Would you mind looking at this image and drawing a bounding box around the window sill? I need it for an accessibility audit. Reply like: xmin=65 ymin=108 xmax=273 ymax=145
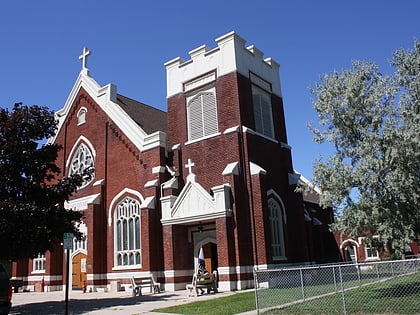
xmin=185 ymin=132 xmax=221 ymax=145
xmin=254 ymin=131 xmax=278 ymax=144
xmin=112 ymin=264 xmax=142 ymax=271
xmin=31 ymin=270 xmax=46 ymax=274
xmin=272 ymin=256 xmax=287 ymax=261
xmin=365 ymin=257 xmax=379 ymax=261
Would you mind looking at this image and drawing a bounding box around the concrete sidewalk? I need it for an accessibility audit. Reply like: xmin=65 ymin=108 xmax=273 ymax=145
xmin=10 ymin=289 xmax=246 ymax=315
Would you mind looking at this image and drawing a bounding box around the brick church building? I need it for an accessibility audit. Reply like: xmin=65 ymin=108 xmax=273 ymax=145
xmin=12 ymin=32 xmax=339 ymax=292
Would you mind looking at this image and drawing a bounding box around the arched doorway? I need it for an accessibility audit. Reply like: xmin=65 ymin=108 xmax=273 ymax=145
xmin=194 ymin=234 xmax=218 ymax=274
xmin=202 ymin=242 xmax=218 ymax=274
xmin=340 ymin=239 xmax=359 ymax=263
xmin=72 ymin=252 xmax=87 ymax=289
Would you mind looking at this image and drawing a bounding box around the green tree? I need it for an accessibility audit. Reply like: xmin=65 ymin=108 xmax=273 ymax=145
xmin=308 ymin=40 xmax=420 ymax=255
xmin=0 ymin=103 xmax=87 ymax=260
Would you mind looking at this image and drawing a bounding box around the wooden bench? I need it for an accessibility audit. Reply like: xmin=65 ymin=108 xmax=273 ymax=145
xmin=131 ymin=275 xmax=160 ymax=297
xmin=186 ymin=270 xmax=218 ymax=297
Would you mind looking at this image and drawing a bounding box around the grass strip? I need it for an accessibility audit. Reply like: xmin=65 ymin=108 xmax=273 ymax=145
xmin=152 ymin=291 xmax=256 ymax=315
xmin=263 ymin=272 xmax=420 ymax=314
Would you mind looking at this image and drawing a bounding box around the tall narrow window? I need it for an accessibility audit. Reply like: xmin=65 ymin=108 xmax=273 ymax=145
xmin=252 ymin=86 xmax=274 ymax=138
xmin=114 ymin=197 xmax=141 ymax=267
xmin=363 ymin=236 xmax=379 ymax=260
xmin=365 ymin=245 xmax=379 ymax=259
xmin=74 ymin=236 xmax=87 ymax=252
xmin=69 ymin=143 xmax=95 ymax=187
xmin=187 ymin=88 xmax=218 ymax=141
xmin=268 ymin=198 xmax=286 ymax=260
xmin=73 ymin=222 xmax=87 ymax=252
xmin=32 ymin=253 xmax=46 ymax=272
xmin=77 ymin=107 xmax=87 ymax=125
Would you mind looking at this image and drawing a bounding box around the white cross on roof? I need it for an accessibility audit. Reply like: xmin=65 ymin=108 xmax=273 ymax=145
xmin=185 ymin=158 xmax=196 ymax=182
xmin=185 ymin=158 xmax=195 ymax=175
xmin=79 ymin=47 xmax=91 ymax=70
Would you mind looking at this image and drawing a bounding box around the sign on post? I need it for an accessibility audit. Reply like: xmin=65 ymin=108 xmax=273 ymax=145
xmin=63 ymin=233 xmax=73 ymax=250
xmin=63 ymin=233 xmax=73 ymax=315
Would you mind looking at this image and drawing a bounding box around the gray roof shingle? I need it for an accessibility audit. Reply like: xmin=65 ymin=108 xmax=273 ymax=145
xmin=116 ymin=94 xmax=167 ymax=134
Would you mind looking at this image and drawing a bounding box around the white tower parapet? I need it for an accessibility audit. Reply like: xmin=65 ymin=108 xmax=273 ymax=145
xmin=164 ymin=31 xmax=282 ymax=99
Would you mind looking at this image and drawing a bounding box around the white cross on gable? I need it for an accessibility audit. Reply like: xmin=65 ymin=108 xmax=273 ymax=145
xmin=185 ymin=158 xmax=195 ymax=175
xmin=79 ymin=47 xmax=91 ymax=70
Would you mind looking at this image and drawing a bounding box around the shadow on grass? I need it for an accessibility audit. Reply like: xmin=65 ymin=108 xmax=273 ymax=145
xmin=371 ymin=281 xmax=420 ymax=298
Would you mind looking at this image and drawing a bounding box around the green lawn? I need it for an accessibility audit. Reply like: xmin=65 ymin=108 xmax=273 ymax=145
xmin=264 ymin=272 xmax=420 ymax=314
xmin=152 ymin=291 xmax=256 ymax=315
xmin=153 ymin=272 xmax=420 ymax=315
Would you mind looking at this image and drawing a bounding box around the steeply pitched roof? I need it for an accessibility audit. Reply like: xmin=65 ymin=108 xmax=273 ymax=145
xmin=116 ymin=94 xmax=167 ymax=134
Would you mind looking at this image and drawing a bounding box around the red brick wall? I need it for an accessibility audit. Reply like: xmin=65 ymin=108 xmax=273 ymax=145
xmin=53 ymin=88 xmax=166 ymax=277
xmin=166 ymin=69 xmax=310 ymax=269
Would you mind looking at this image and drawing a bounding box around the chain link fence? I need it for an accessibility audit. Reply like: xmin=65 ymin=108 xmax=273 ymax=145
xmin=254 ymin=258 xmax=420 ymax=314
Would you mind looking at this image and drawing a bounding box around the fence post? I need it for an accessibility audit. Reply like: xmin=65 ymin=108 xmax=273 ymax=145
xmin=300 ymin=269 xmax=305 ymax=301
xmin=339 ymin=265 xmax=347 ymax=315
xmin=332 ymin=266 xmax=337 ymax=292
xmin=253 ymin=268 xmax=260 ymax=315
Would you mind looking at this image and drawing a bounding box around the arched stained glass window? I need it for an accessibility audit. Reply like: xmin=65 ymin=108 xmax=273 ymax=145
xmin=114 ymin=197 xmax=141 ymax=267
xmin=268 ymin=197 xmax=286 ymax=260
xmin=69 ymin=143 xmax=95 ymax=187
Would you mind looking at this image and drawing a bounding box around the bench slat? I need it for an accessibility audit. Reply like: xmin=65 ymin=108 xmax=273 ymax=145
xmin=131 ymin=276 xmax=160 ymax=296
xmin=186 ymin=271 xmax=218 ymax=297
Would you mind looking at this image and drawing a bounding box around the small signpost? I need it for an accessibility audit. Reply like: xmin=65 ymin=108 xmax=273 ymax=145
xmin=63 ymin=233 xmax=73 ymax=250
xmin=63 ymin=233 xmax=73 ymax=315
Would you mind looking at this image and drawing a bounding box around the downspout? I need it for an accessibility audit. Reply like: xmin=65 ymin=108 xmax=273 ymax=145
xmin=239 ymin=126 xmax=259 ymax=269
xmin=103 ymin=121 xmax=109 ymax=273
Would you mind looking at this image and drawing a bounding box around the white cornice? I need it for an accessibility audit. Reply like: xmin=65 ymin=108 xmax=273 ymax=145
xmin=64 ymin=193 xmax=101 ymax=211
xmin=165 ymin=31 xmax=282 ymax=98
xmin=250 ymin=161 xmax=267 ymax=175
xmin=160 ymin=180 xmax=232 ymax=225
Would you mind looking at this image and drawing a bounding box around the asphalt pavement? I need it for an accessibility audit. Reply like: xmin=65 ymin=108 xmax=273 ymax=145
xmin=10 ymin=288 xmax=241 ymax=315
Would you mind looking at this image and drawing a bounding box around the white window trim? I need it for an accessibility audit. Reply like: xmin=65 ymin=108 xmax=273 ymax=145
xmin=113 ymin=197 xmax=142 ymax=269
xmin=68 ymin=142 xmax=95 ymax=188
xmin=252 ymin=85 xmax=275 ymax=139
xmin=32 ymin=253 xmax=46 ymax=274
xmin=66 ymin=136 xmax=97 ymax=168
xmin=77 ymin=107 xmax=87 ymax=126
xmin=184 ymin=72 xmax=216 ymax=92
xmin=365 ymin=246 xmax=379 ymax=260
xmin=339 ymin=239 xmax=360 ymax=262
xmin=186 ymin=87 xmax=219 ymax=142
xmin=108 ymin=188 xmax=144 ymax=227
xmin=185 ymin=132 xmax=221 ymax=145
xmin=360 ymin=236 xmax=380 ymax=260
xmin=268 ymin=197 xmax=287 ymax=261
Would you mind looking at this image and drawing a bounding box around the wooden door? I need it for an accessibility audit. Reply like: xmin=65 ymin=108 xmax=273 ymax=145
xmin=72 ymin=253 xmax=87 ymax=289
xmin=202 ymin=243 xmax=218 ymax=274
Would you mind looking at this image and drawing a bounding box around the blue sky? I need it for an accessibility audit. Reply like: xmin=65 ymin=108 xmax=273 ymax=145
xmin=1 ymin=1 xmax=419 ymax=179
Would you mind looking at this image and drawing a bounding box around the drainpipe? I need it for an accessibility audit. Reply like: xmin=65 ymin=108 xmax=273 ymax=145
xmin=239 ymin=126 xmax=259 ymax=269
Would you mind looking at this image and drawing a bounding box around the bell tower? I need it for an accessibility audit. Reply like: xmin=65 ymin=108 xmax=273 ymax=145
xmin=162 ymin=32 xmax=308 ymax=291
